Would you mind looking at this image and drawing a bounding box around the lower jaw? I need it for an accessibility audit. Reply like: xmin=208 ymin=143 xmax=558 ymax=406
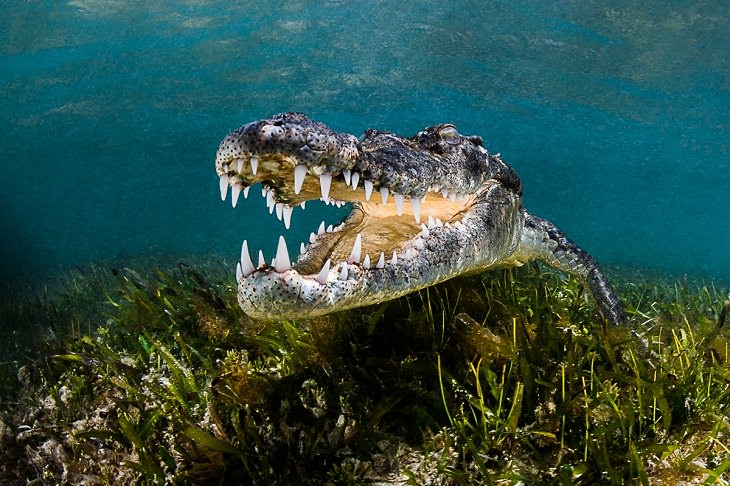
xmin=237 ymin=215 xmax=478 ymax=321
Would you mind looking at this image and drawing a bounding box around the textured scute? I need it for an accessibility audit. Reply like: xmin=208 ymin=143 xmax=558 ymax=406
xmin=358 ymin=127 xmax=520 ymax=199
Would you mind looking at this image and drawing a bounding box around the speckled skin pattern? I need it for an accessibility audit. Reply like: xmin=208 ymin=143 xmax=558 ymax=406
xmin=216 ymin=112 xmax=625 ymax=326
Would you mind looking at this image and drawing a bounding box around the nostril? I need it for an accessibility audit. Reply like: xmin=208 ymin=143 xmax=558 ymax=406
xmin=439 ymin=126 xmax=460 ymax=144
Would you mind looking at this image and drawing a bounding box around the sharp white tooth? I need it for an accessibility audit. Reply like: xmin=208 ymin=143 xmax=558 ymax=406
xmin=236 ymin=262 xmax=242 ymax=282
xmin=309 ymin=232 xmax=317 ymax=243
xmin=363 ymin=254 xmax=371 ymax=269
xmin=258 ymin=250 xmax=265 ymax=268
xmin=326 ymin=224 xmax=333 ymax=232
xmin=421 ymin=224 xmax=430 ymax=238
xmin=449 ymin=191 xmax=457 ymax=202
xmin=394 ymin=194 xmax=405 ymax=216
xmin=250 ymin=156 xmax=259 ymax=175
xmin=315 ymin=259 xmax=331 ymax=285
xmin=351 ymin=171 xmax=360 ymax=190
xmin=266 ymin=190 xmax=275 ymax=213
xmin=300 ymin=201 xmax=306 ymax=210
xmin=283 ymin=205 xmax=293 ymax=229
xmin=348 ymin=233 xmax=362 ymax=263
xmin=338 ymin=263 xmax=348 ymax=280
xmin=232 ymin=183 xmax=242 ymax=208
xmin=319 ymin=173 xmax=332 ymax=200
xmin=237 ymin=158 xmax=244 ymax=173
xmin=262 ymin=187 xmax=267 ymax=198
xmin=410 ymin=197 xmax=421 ymax=223
xmin=431 ymin=184 xmax=441 ymax=193
xmin=243 ymin=186 xmax=250 ymax=199
xmin=318 ymin=221 xmax=326 ymax=235
xmin=364 ymin=180 xmax=374 ymax=201
xmin=240 ymin=240 xmax=255 ymax=275
xmin=342 ymin=169 xmax=351 ymax=185
xmin=427 ymin=215 xmax=435 ymax=229
xmin=275 ymin=203 xmax=284 ymax=220
xmin=390 ymin=251 xmax=398 ymax=266
xmin=376 ymin=252 xmax=385 ymax=269
xmin=294 ymin=164 xmax=307 ymax=194
xmin=274 ymin=236 xmax=291 ymax=272
xmin=435 ymin=218 xmax=443 ymax=227
xmin=415 ymin=239 xmax=425 ymax=250
xmin=380 ymin=186 xmax=389 ymax=204
xmin=441 ymin=187 xmax=449 ymax=199
xmin=300 ymin=242 xmax=305 ymax=254
xmin=219 ymin=174 xmax=229 ymax=201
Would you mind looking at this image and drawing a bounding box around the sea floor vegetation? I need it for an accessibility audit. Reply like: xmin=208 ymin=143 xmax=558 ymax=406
xmin=0 ymin=259 xmax=728 ymax=485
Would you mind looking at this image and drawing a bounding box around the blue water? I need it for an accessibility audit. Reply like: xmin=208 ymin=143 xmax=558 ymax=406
xmin=1 ymin=1 xmax=729 ymax=289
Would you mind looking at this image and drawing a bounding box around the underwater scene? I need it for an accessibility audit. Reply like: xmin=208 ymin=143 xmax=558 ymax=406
xmin=1 ymin=1 xmax=729 ymax=484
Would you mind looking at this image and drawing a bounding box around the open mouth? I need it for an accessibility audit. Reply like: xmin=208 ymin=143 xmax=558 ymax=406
xmin=215 ymin=112 xmax=520 ymax=319
xmin=219 ymin=155 xmax=476 ymax=279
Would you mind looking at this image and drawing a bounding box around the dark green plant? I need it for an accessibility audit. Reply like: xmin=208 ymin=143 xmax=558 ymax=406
xmin=0 ymin=261 xmax=728 ymax=484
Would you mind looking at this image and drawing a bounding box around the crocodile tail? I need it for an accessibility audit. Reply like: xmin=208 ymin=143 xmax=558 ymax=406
xmin=517 ymin=213 xmax=627 ymax=327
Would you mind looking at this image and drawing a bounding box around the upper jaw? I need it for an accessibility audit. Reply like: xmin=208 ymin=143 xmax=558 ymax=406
xmin=215 ymin=112 xmax=513 ymax=210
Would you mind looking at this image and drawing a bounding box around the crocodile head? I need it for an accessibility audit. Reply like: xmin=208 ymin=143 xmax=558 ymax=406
xmin=216 ymin=112 xmax=527 ymax=320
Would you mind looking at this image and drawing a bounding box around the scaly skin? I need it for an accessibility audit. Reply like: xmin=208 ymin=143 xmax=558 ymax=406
xmin=216 ymin=112 xmax=625 ymax=325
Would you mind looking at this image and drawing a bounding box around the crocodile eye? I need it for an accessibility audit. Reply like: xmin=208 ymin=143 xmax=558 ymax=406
xmin=439 ymin=126 xmax=460 ymax=144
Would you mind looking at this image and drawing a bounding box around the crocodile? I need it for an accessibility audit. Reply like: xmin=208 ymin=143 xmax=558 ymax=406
xmin=216 ymin=112 xmax=625 ymax=326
